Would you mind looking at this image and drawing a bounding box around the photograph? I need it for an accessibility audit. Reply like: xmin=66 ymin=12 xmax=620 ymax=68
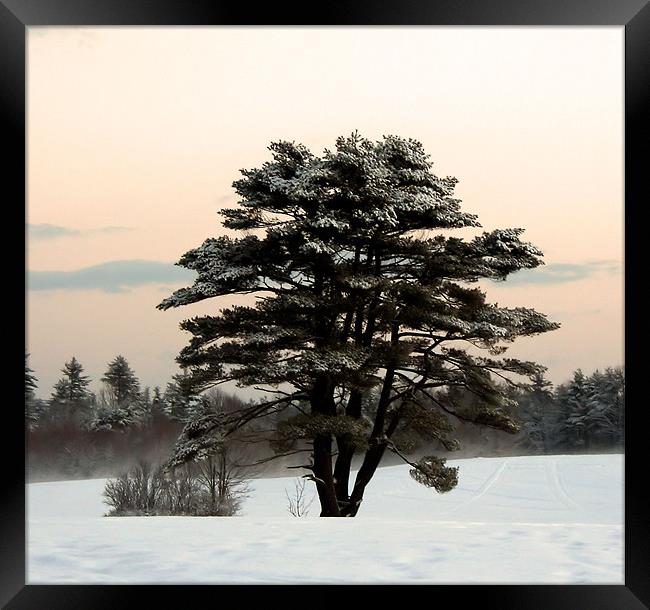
xmin=22 ymin=23 xmax=626 ymax=589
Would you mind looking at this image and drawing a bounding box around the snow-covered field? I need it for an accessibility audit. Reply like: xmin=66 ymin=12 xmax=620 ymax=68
xmin=27 ymin=454 xmax=623 ymax=584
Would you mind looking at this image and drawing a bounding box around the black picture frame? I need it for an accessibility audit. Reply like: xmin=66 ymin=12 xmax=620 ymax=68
xmin=3 ymin=1 xmax=647 ymax=607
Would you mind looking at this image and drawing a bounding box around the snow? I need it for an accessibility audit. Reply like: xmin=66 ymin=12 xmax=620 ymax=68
xmin=27 ymin=453 xmax=623 ymax=584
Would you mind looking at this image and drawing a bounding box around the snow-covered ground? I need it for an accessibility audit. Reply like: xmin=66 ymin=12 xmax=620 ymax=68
xmin=27 ymin=454 xmax=623 ymax=584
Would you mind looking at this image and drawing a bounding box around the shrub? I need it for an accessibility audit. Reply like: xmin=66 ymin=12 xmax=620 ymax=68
xmin=103 ymin=458 xmax=249 ymax=517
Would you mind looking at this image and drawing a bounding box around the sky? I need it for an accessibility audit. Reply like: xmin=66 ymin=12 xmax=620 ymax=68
xmin=26 ymin=27 xmax=624 ymax=398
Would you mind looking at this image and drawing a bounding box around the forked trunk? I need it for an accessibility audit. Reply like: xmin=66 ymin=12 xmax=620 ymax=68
xmin=310 ymin=374 xmax=341 ymax=517
xmin=341 ymin=442 xmax=388 ymax=516
xmin=333 ymin=436 xmax=354 ymax=506
xmin=332 ymin=390 xmax=363 ymax=510
xmin=312 ymin=435 xmax=340 ymax=516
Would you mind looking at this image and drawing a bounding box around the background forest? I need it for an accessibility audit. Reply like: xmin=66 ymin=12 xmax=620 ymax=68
xmin=25 ymin=353 xmax=624 ymax=483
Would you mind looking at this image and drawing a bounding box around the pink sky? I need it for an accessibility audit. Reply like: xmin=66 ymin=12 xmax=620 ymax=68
xmin=27 ymin=27 xmax=623 ymax=397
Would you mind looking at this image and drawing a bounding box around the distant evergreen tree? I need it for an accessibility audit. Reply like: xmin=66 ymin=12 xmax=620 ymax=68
xmin=135 ymin=386 xmax=151 ymax=422
xmin=25 ymin=353 xmax=37 ymax=402
xmin=152 ymin=386 xmax=163 ymax=404
xmin=101 ymin=355 xmax=141 ymax=406
xmin=50 ymin=379 xmax=70 ymax=404
xmin=516 ymin=371 xmax=555 ymax=453
xmin=562 ymin=370 xmax=591 ymax=449
xmin=163 ymin=371 xmax=200 ymax=422
xmin=600 ymin=366 xmax=624 ymax=446
xmin=25 ymin=354 xmax=44 ymax=429
xmin=149 ymin=386 xmax=169 ymax=422
xmin=50 ymin=357 xmax=91 ymax=403
xmin=48 ymin=356 xmax=93 ymax=425
xmin=91 ymin=356 xmax=142 ymax=430
xmin=584 ymin=367 xmax=624 ymax=448
xmin=552 ymin=382 xmax=571 ymax=450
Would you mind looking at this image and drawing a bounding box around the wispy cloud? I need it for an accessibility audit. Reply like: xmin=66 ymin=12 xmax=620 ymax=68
xmin=496 ymin=260 xmax=622 ymax=287
xmin=27 ymin=257 xmax=623 ymax=294
xmin=28 ymin=223 xmax=133 ymax=240
xmin=91 ymin=226 xmax=134 ymax=236
xmin=28 ymin=260 xmax=195 ymax=293
xmin=29 ymin=224 xmax=80 ymax=240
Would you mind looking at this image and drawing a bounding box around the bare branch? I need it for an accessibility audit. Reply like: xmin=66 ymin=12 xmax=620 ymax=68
xmin=232 ymin=449 xmax=312 ymax=468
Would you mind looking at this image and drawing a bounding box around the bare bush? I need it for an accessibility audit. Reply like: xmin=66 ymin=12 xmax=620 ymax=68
xmin=103 ymin=456 xmax=250 ymax=517
xmin=195 ymin=445 xmax=252 ymax=516
xmin=103 ymin=473 xmax=133 ymax=514
xmin=285 ymin=477 xmax=315 ymax=517
xmin=161 ymin=464 xmax=202 ymax=515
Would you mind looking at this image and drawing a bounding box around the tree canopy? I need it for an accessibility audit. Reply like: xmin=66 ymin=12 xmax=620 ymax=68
xmin=159 ymin=133 xmax=560 ymax=516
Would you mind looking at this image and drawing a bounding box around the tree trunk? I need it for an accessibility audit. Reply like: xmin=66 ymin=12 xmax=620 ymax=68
xmin=342 ymin=441 xmax=388 ymax=516
xmin=342 ymin=408 xmax=402 ymax=517
xmin=337 ymin=321 xmax=400 ymax=516
xmin=312 ymin=434 xmax=340 ymax=516
xmin=333 ymin=390 xmax=363 ymax=508
xmin=333 ymin=437 xmax=353 ymax=504
xmin=310 ymin=375 xmax=340 ymax=516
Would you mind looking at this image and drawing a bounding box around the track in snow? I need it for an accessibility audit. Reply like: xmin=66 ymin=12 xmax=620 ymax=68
xmin=546 ymin=458 xmax=582 ymax=510
xmin=452 ymin=458 xmax=509 ymax=509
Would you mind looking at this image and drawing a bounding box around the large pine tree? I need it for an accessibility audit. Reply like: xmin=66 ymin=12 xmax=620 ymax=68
xmin=159 ymin=133 xmax=560 ymax=517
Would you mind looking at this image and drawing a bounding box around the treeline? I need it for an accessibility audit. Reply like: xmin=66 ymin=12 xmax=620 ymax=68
xmin=384 ymin=366 xmax=624 ymax=460
xmin=24 ymin=353 xmax=256 ymax=481
xmin=25 ymin=354 xmax=624 ymax=481
xmin=514 ymin=368 xmax=624 ymax=453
